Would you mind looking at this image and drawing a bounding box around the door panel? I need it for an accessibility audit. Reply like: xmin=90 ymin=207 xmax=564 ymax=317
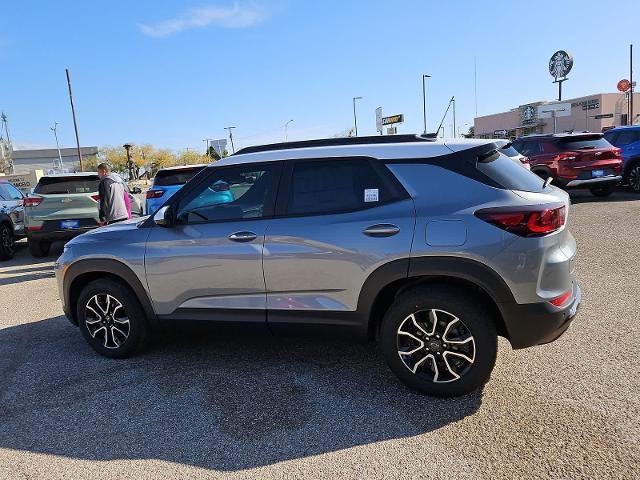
xmin=263 ymin=199 xmax=414 ymax=316
xmin=145 ymin=220 xmax=268 ymax=316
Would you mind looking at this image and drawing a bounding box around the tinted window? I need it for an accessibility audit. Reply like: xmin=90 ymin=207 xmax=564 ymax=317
xmin=177 ymin=164 xmax=276 ymax=224
xmin=287 ymin=158 xmax=395 ymax=215
xmin=34 ymin=176 xmax=100 ymax=194
xmin=154 ymin=166 xmax=205 ymax=186
xmin=515 ymin=140 xmax=541 ymax=156
xmin=606 ymin=130 xmax=640 ymax=147
xmin=0 ymin=183 xmax=23 ymax=200
xmin=477 ymin=153 xmax=545 ymax=193
xmin=557 ymin=135 xmax=612 ymax=150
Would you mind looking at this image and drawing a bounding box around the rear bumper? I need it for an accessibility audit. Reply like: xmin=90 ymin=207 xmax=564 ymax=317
xmin=27 ymin=226 xmax=97 ymax=242
xmin=564 ymin=175 xmax=622 ymax=188
xmin=500 ymin=281 xmax=582 ymax=349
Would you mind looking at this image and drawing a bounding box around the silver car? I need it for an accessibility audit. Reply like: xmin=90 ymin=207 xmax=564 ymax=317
xmin=55 ymin=135 xmax=581 ymax=397
xmin=0 ymin=180 xmax=25 ymax=259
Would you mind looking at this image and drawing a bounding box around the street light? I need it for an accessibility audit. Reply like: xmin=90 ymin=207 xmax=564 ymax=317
xmin=50 ymin=122 xmax=64 ymax=170
xmin=422 ymin=74 xmax=431 ymax=135
xmin=284 ymin=119 xmax=294 ymax=142
xmin=352 ymin=96 xmax=363 ymax=136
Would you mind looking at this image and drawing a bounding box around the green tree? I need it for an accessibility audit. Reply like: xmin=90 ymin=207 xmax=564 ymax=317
xmin=177 ymin=150 xmax=207 ymax=166
xmin=97 ymin=146 xmax=128 ymax=172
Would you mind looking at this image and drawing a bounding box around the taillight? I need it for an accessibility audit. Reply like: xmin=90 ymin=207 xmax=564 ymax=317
xmin=549 ymin=289 xmax=571 ymax=307
xmin=91 ymin=195 xmax=100 ymax=202
xmin=554 ymin=152 xmax=577 ymax=161
xmin=613 ymin=148 xmax=622 ymax=159
xmin=23 ymin=197 xmax=44 ymax=207
xmin=146 ymin=189 xmax=165 ymax=199
xmin=475 ymin=204 xmax=566 ymax=237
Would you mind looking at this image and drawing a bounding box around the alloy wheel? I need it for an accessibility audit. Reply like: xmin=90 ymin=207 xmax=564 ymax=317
xmin=84 ymin=294 xmax=130 ymax=349
xmin=397 ymin=309 xmax=475 ymax=383
xmin=630 ymin=165 xmax=640 ymax=193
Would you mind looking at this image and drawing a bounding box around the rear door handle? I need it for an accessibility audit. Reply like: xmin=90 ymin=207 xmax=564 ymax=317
xmin=228 ymin=231 xmax=257 ymax=242
xmin=363 ymin=224 xmax=400 ymax=237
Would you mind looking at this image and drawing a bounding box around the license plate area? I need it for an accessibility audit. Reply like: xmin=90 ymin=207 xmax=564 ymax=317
xmin=60 ymin=220 xmax=80 ymax=229
xmin=591 ymin=169 xmax=605 ymax=178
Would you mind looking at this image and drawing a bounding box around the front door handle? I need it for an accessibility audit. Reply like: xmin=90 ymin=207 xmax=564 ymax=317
xmin=363 ymin=224 xmax=400 ymax=237
xmin=228 ymin=231 xmax=257 ymax=242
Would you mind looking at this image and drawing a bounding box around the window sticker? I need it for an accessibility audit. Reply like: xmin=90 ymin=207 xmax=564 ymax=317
xmin=364 ymin=188 xmax=379 ymax=202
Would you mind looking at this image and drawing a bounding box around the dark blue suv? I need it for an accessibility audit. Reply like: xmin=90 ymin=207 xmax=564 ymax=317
xmin=604 ymin=126 xmax=640 ymax=192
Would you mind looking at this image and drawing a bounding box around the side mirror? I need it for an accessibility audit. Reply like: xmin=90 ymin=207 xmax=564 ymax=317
xmin=153 ymin=205 xmax=174 ymax=227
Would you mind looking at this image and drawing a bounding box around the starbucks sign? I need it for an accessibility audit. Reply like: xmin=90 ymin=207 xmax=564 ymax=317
xmin=549 ymin=50 xmax=573 ymax=80
xmin=521 ymin=105 xmax=537 ymax=125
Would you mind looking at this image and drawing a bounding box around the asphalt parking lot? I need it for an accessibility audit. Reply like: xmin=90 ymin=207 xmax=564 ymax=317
xmin=0 ymin=190 xmax=638 ymax=480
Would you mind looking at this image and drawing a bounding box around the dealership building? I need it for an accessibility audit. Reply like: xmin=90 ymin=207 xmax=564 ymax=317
xmin=474 ymin=92 xmax=640 ymax=139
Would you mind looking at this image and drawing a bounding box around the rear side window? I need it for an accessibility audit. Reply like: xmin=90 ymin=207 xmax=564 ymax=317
xmin=558 ymin=136 xmax=611 ymax=150
xmin=154 ymin=167 xmax=204 ymax=186
xmin=477 ymin=153 xmax=545 ymax=193
xmin=34 ymin=176 xmax=100 ymax=194
xmin=606 ymin=130 xmax=640 ymax=147
xmin=515 ymin=140 xmax=541 ymax=156
xmin=499 ymin=144 xmax=521 ymax=157
xmin=287 ymin=158 xmax=397 ymax=215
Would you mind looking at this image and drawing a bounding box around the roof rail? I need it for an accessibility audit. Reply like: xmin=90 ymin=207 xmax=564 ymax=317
xmin=234 ymin=133 xmax=437 ymax=155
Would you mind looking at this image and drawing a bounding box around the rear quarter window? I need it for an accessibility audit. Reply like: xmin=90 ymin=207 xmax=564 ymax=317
xmin=34 ymin=176 xmax=100 ymax=194
xmin=477 ymin=153 xmax=545 ymax=193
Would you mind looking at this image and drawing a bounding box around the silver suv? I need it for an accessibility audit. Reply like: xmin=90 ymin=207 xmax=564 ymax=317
xmin=55 ymin=135 xmax=581 ymax=397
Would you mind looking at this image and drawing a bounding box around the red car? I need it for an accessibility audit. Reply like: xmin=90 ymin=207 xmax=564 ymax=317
xmin=512 ymin=133 xmax=623 ymax=197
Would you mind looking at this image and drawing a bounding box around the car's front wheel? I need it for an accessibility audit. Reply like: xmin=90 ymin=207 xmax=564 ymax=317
xmin=628 ymin=163 xmax=640 ymax=193
xmin=0 ymin=224 xmax=15 ymax=260
xmin=76 ymin=278 xmax=149 ymax=358
xmin=380 ymin=286 xmax=497 ymax=397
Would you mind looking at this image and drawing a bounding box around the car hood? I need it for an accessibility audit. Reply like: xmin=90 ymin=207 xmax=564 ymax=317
xmin=66 ymin=216 xmax=150 ymax=245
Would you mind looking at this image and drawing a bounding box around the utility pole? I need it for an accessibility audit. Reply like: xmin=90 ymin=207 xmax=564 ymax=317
xmin=224 ymin=126 xmax=236 ymax=153
xmin=631 ymin=44 xmax=634 ymax=125
xmin=66 ymin=68 xmax=83 ymax=172
xmin=452 ymin=96 xmax=456 ymax=138
xmin=422 ymin=74 xmax=430 ymax=135
xmin=202 ymin=138 xmax=213 ymax=158
xmin=50 ymin=122 xmax=64 ymax=170
xmin=352 ymin=97 xmax=363 ymax=136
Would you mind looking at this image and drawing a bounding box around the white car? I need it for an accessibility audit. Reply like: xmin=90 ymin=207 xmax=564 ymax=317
xmin=494 ymin=139 xmax=530 ymax=170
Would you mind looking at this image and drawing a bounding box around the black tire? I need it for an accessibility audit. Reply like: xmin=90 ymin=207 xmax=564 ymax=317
xmin=627 ymin=163 xmax=640 ymax=193
xmin=589 ymin=184 xmax=615 ymax=197
xmin=28 ymin=239 xmax=50 ymax=257
xmin=0 ymin=223 xmax=15 ymax=260
xmin=76 ymin=278 xmax=149 ymax=358
xmin=380 ymin=285 xmax=497 ymax=397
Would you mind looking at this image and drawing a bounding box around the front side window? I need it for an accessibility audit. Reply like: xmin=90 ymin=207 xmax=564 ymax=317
xmin=286 ymin=158 xmax=395 ymax=215
xmin=176 ymin=164 xmax=277 ymax=224
xmin=1 ymin=183 xmax=23 ymax=200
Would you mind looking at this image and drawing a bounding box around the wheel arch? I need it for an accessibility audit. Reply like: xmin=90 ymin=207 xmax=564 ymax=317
xmin=64 ymin=259 xmax=156 ymax=326
xmin=360 ymin=257 xmax=511 ymax=341
xmin=623 ymin=156 xmax=640 ymax=179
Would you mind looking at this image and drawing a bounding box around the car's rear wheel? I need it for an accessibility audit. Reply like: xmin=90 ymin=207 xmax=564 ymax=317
xmin=589 ymin=184 xmax=615 ymax=197
xmin=0 ymin=224 xmax=15 ymax=260
xmin=380 ymin=286 xmax=497 ymax=397
xmin=76 ymin=278 xmax=149 ymax=358
xmin=28 ymin=239 xmax=50 ymax=257
xmin=628 ymin=164 xmax=640 ymax=193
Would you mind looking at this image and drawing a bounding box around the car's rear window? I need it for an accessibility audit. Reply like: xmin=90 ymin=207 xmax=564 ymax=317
xmin=477 ymin=152 xmax=545 ymax=193
xmin=154 ymin=167 xmax=205 ymax=186
xmin=34 ymin=176 xmax=100 ymax=194
xmin=557 ymin=135 xmax=612 ymax=150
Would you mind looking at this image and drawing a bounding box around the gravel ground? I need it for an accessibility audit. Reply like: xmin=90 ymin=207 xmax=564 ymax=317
xmin=0 ymin=190 xmax=638 ymax=480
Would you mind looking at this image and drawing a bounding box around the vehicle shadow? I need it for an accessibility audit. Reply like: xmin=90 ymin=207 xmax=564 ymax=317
xmin=0 ymin=316 xmax=483 ymax=471
xmin=569 ymin=188 xmax=640 ymax=204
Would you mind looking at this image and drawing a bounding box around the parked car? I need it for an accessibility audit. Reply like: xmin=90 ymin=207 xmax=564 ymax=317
xmin=512 ymin=133 xmax=623 ymax=197
xmin=145 ymin=165 xmax=209 ymax=214
xmin=55 ymin=135 xmax=581 ymax=397
xmin=603 ymin=125 xmax=640 ymax=193
xmin=0 ymin=180 xmax=25 ymax=259
xmin=494 ymin=140 xmax=530 ymax=170
xmin=25 ymin=173 xmax=143 ymax=257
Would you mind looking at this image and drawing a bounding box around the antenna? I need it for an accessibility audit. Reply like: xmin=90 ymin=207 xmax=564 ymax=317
xmin=436 ymin=96 xmax=455 ymax=138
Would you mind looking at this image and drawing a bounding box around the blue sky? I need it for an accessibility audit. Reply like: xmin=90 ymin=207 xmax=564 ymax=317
xmin=1 ymin=0 xmax=638 ymax=151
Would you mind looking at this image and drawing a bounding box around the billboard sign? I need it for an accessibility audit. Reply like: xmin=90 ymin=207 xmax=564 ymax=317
xmin=375 ymin=107 xmax=383 ymax=133
xmin=382 ymin=114 xmax=404 ymax=126
xmin=538 ymin=103 xmax=571 ymax=118
xmin=549 ymin=50 xmax=573 ymax=80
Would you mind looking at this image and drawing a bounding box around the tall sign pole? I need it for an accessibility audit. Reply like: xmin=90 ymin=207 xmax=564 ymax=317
xmin=549 ymin=50 xmax=573 ymax=102
xmin=631 ymin=44 xmax=634 ymax=125
xmin=66 ymin=68 xmax=84 ymax=172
